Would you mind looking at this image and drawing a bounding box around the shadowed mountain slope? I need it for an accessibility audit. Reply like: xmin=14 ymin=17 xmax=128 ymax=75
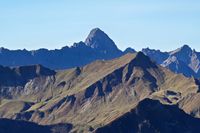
xmin=95 ymin=98 xmax=200 ymax=133
xmin=0 ymin=118 xmax=73 ymax=133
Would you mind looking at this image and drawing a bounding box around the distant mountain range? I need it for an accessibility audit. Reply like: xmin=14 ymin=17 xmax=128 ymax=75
xmin=142 ymin=45 xmax=200 ymax=78
xmin=0 ymin=28 xmax=199 ymax=78
xmin=0 ymin=28 xmax=130 ymax=70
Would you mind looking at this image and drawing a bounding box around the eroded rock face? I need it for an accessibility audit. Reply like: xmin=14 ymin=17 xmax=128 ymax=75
xmin=0 ymin=64 xmax=55 ymax=86
xmin=0 ymin=65 xmax=56 ymax=102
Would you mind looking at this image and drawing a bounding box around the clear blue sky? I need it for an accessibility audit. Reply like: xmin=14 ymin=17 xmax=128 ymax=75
xmin=0 ymin=0 xmax=200 ymax=51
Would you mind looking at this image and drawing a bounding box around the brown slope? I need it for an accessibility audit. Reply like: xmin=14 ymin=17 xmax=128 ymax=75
xmin=178 ymin=92 xmax=200 ymax=118
xmin=0 ymin=53 xmax=138 ymax=124
xmin=0 ymin=52 xmax=199 ymax=132
xmin=36 ymin=53 xmax=156 ymax=125
xmin=13 ymin=53 xmax=198 ymax=129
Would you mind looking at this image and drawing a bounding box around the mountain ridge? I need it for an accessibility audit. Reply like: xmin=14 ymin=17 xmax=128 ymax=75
xmin=0 ymin=28 xmax=127 ymax=70
xmin=0 ymin=28 xmax=199 ymax=78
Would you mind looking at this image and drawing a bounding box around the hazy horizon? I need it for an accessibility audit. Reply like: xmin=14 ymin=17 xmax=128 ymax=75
xmin=1 ymin=0 xmax=200 ymax=51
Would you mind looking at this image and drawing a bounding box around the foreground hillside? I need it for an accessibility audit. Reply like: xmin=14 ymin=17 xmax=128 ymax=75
xmin=95 ymin=98 xmax=200 ymax=133
xmin=1 ymin=52 xmax=200 ymax=132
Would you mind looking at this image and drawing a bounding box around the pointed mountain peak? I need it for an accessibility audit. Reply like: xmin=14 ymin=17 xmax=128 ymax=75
xmin=181 ymin=44 xmax=192 ymax=51
xmin=88 ymin=28 xmax=104 ymax=35
xmin=176 ymin=44 xmax=192 ymax=53
xmin=135 ymin=51 xmax=147 ymax=58
xmin=124 ymin=47 xmax=136 ymax=54
xmin=85 ymin=28 xmax=119 ymax=53
xmin=128 ymin=52 xmax=157 ymax=68
xmin=182 ymin=44 xmax=190 ymax=48
xmin=134 ymin=52 xmax=152 ymax=62
xmin=170 ymin=44 xmax=192 ymax=55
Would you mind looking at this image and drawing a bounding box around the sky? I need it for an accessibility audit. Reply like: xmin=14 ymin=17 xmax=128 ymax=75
xmin=0 ymin=0 xmax=200 ymax=51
